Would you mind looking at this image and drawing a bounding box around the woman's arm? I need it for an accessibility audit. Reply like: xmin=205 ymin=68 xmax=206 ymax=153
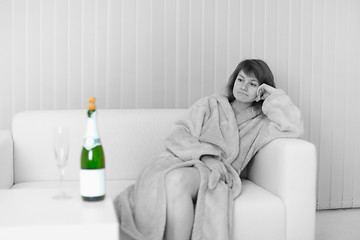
xmin=260 ymin=85 xmax=304 ymax=137
xmin=252 ymin=85 xmax=304 ymax=154
xmin=164 ymin=97 xmax=224 ymax=161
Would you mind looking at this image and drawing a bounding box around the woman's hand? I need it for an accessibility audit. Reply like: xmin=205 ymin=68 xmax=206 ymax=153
xmin=255 ymin=83 xmax=276 ymax=102
xmin=201 ymin=156 xmax=231 ymax=186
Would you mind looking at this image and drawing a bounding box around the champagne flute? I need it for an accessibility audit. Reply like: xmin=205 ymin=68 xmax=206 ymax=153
xmin=53 ymin=126 xmax=71 ymax=199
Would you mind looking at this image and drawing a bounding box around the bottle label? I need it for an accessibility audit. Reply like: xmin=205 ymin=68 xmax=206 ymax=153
xmin=83 ymin=137 xmax=101 ymax=150
xmin=80 ymin=169 xmax=105 ymax=197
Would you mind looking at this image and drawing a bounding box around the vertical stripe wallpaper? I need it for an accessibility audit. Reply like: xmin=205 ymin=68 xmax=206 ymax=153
xmin=1 ymin=0 xmax=360 ymax=210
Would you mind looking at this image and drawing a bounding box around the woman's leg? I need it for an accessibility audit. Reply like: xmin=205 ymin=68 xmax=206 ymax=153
xmin=165 ymin=167 xmax=200 ymax=240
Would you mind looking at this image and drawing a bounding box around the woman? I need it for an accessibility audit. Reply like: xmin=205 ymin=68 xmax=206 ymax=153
xmin=114 ymin=59 xmax=303 ymax=240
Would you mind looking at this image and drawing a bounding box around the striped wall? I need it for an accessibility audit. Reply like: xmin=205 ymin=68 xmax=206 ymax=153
xmin=1 ymin=0 xmax=360 ymax=210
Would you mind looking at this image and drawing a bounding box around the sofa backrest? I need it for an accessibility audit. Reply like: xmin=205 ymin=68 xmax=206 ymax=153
xmin=12 ymin=109 xmax=186 ymax=184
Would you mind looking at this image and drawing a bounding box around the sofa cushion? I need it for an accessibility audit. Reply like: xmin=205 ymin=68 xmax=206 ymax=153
xmin=11 ymin=179 xmax=285 ymax=239
xmin=233 ymin=180 xmax=286 ymax=240
xmin=10 ymin=180 xmax=135 ymax=199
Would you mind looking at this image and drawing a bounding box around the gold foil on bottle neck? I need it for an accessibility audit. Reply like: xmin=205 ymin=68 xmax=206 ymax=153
xmin=88 ymin=97 xmax=96 ymax=110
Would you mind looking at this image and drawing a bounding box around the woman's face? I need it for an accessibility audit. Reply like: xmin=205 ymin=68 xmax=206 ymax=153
xmin=232 ymin=70 xmax=260 ymax=104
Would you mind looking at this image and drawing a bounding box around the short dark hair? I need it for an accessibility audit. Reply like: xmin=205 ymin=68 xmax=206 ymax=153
xmin=226 ymin=59 xmax=276 ymax=103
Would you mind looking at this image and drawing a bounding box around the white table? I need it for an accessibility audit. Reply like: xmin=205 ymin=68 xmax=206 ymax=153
xmin=0 ymin=188 xmax=119 ymax=240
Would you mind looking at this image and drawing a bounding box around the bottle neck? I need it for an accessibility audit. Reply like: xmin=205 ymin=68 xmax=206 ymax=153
xmin=85 ymin=110 xmax=99 ymax=140
xmin=88 ymin=110 xmax=96 ymax=117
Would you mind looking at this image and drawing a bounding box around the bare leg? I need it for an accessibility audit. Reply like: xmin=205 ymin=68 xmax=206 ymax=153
xmin=165 ymin=167 xmax=200 ymax=240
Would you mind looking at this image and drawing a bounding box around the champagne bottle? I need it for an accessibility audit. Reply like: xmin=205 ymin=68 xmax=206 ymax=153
xmin=80 ymin=97 xmax=105 ymax=201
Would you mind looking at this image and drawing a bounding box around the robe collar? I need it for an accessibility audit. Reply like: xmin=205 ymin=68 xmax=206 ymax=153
xmin=231 ymin=101 xmax=262 ymax=126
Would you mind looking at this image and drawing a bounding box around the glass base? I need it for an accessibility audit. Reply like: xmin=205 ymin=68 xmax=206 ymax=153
xmin=53 ymin=192 xmax=72 ymax=200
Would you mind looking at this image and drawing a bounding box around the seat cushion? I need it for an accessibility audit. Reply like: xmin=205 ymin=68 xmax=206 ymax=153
xmin=10 ymin=180 xmax=135 ymax=199
xmin=12 ymin=179 xmax=285 ymax=240
xmin=233 ymin=179 xmax=286 ymax=240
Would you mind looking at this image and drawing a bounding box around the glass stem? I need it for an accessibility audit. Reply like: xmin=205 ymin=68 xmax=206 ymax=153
xmin=59 ymin=167 xmax=65 ymax=196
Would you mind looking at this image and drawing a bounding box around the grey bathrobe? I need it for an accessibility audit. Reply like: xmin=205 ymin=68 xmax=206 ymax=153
xmin=114 ymin=89 xmax=303 ymax=240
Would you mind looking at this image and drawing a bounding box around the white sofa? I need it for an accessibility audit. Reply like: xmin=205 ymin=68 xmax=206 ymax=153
xmin=0 ymin=109 xmax=317 ymax=240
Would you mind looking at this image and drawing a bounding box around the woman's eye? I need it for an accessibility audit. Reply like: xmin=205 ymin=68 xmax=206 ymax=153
xmin=251 ymin=83 xmax=257 ymax=87
xmin=238 ymin=78 xmax=244 ymax=82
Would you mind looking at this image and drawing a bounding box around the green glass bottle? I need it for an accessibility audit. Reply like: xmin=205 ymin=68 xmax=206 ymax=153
xmin=80 ymin=97 xmax=105 ymax=201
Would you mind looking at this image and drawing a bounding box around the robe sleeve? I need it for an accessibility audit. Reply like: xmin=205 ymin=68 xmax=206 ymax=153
xmin=257 ymin=89 xmax=304 ymax=149
xmin=164 ymin=97 xmax=224 ymax=161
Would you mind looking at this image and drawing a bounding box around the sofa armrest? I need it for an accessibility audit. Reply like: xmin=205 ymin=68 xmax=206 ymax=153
xmin=247 ymin=138 xmax=317 ymax=240
xmin=0 ymin=130 xmax=14 ymax=189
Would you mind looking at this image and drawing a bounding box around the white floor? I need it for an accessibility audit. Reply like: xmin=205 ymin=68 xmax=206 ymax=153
xmin=316 ymin=208 xmax=360 ymax=240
